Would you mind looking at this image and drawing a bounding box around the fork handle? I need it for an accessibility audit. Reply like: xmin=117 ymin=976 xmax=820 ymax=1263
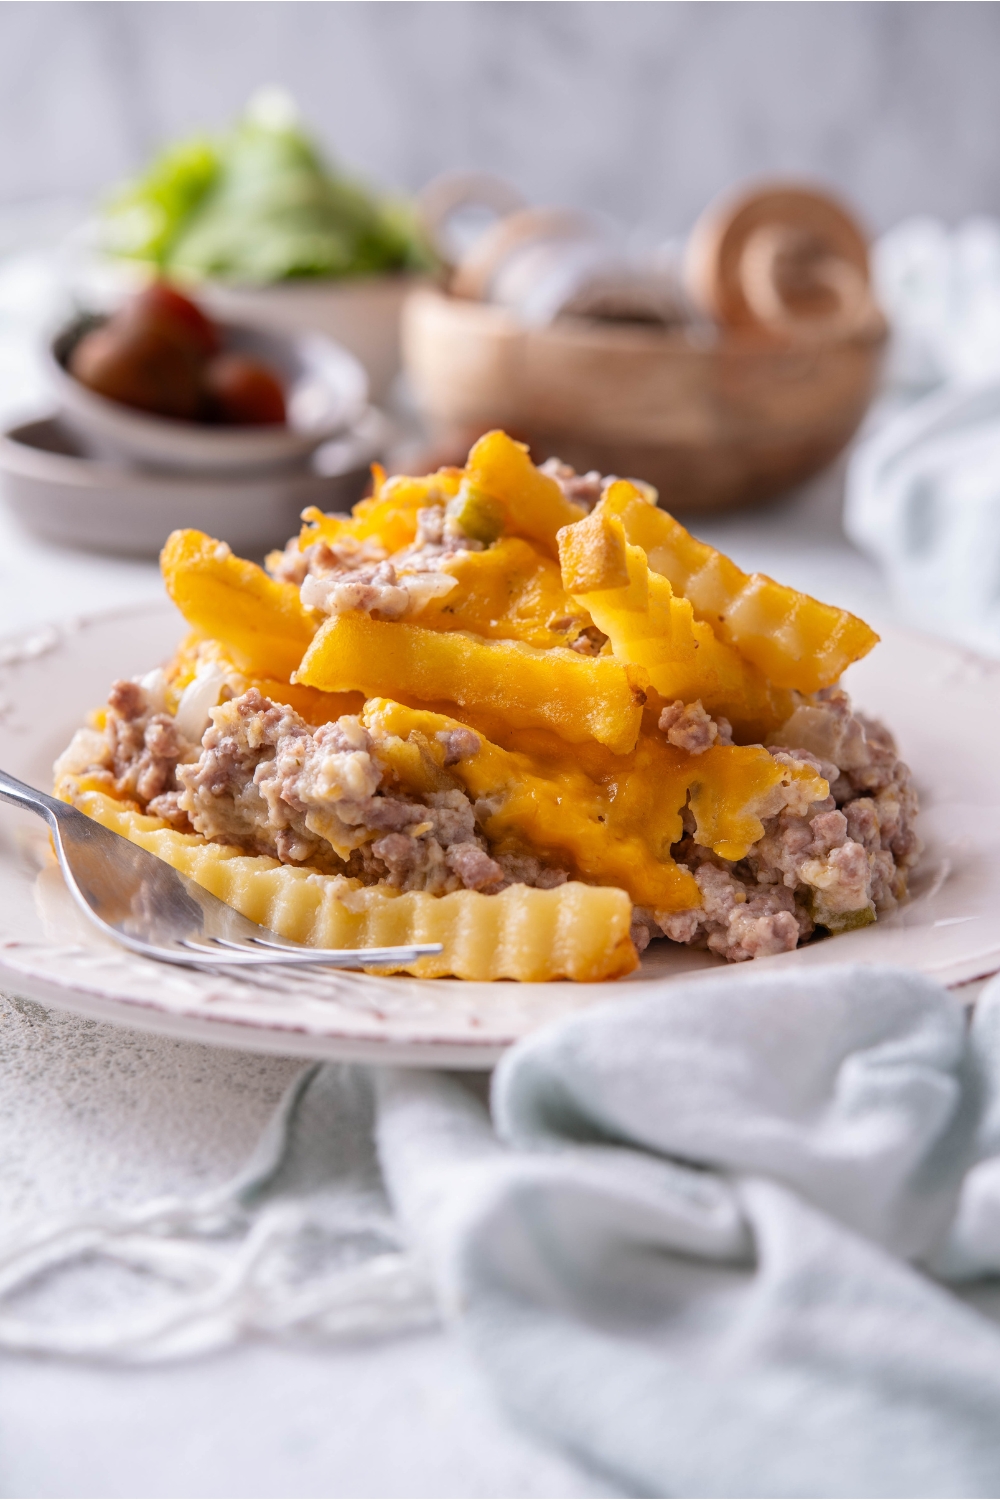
xmin=0 ymin=768 xmax=63 ymax=821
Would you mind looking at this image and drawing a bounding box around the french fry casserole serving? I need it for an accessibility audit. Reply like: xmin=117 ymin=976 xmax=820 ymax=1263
xmin=54 ymin=432 xmax=921 ymax=982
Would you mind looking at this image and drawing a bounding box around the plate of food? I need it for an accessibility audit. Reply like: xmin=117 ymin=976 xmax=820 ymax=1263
xmin=0 ymin=432 xmax=997 ymax=1065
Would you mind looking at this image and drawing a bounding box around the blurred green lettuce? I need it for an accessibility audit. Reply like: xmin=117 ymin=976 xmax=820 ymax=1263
xmin=104 ymin=103 xmax=434 ymax=283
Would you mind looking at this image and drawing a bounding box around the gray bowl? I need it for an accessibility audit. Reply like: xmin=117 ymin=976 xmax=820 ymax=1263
xmin=47 ymin=314 xmax=369 ymax=475
xmin=0 ymin=410 xmax=385 ymax=558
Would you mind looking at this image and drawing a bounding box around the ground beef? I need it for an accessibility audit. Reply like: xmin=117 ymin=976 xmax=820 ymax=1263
xmin=538 ymin=458 xmax=609 ymax=512
xmin=299 ymin=557 xmax=458 ymax=621
xmin=172 ymin=689 xmax=567 ymax=897
xmin=63 ymin=664 xmax=920 ymax=966
xmin=300 ymin=559 xmax=412 ymax=620
xmin=436 ymin=726 xmax=481 ymax=766
xmin=494 ymin=850 xmax=570 ymax=890
xmin=639 ymin=687 xmax=922 ymax=962
xmin=568 ymin=625 xmax=610 ymax=656
xmin=178 ymin=689 xmax=385 ymax=871
xmin=268 ymin=535 xmax=388 ymax=587
xmin=269 ymin=499 xmax=488 ymax=627
xmin=53 ymin=677 xmax=196 ymax=826
xmin=544 ymin=611 xmax=610 ymax=656
xmin=658 ymin=699 xmax=733 ymax=754
xmin=444 ymin=842 xmax=506 ymax=892
xmin=145 ymin=790 xmax=188 ymax=827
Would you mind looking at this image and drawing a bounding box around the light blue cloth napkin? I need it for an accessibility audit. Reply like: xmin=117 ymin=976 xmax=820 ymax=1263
xmin=8 ymin=962 xmax=1000 ymax=1496
xmin=845 ymin=379 xmax=1000 ymax=656
xmin=378 ymin=964 xmax=1000 ymax=1499
xmin=846 ymin=215 xmax=1000 ymax=655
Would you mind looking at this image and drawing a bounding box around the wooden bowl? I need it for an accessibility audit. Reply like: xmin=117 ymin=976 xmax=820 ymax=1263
xmin=402 ymin=287 xmax=886 ymax=512
xmin=402 ymin=180 xmax=888 ymax=513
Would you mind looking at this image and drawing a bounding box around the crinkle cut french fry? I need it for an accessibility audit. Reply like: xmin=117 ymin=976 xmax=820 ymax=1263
xmin=164 ymin=633 xmax=363 ymax=724
xmin=598 ymin=482 xmax=879 ymax=692
xmin=294 ymin=612 xmax=644 ymax=754
xmin=565 ymin=516 xmax=794 ymax=742
xmin=465 ymin=430 xmax=586 ymax=557
xmin=557 ymin=504 xmax=630 ymax=593
xmin=161 ymin=529 xmax=317 ymax=682
xmin=364 ymin=699 xmax=826 ymax=904
xmin=63 ymin=789 xmax=638 ymax=982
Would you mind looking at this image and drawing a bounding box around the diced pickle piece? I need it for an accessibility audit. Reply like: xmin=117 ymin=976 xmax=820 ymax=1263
xmin=465 ymin=430 xmax=586 ymax=556
xmin=598 ymin=482 xmax=879 ymax=692
xmin=446 ymin=482 xmax=505 ymax=545
xmin=295 ymin=615 xmax=644 ymax=753
xmin=161 ymin=529 xmax=317 ymax=682
xmin=812 ymin=901 xmax=877 ymax=935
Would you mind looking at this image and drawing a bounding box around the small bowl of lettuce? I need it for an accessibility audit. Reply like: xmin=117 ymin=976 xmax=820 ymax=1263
xmin=102 ymin=92 xmax=437 ymax=401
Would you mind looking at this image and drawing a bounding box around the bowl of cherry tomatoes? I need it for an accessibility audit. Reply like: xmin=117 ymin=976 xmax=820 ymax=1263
xmin=47 ymin=282 xmax=368 ymax=475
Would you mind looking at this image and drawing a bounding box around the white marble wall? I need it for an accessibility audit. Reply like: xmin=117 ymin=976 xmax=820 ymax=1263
xmin=2 ymin=1 xmax=1000 ymax=237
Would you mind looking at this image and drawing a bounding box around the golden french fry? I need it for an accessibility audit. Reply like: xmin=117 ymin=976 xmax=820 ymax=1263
xmin=564 ymin=514 xmax=794 ymax=741
xmin=557 ymin=504 xmax=630 ymax=593
xmin=161 ymin=530 xmax=317 ymax=682
xmin=465 ymin=430 xmax=586 ymax=556
xmin=598 ymin=482 xmax=879 ymax=692
xmin=418 ymin=536 xmax=591 ymax=649
xmin=164 ymin=633 xmax=362 ymax=724
xmin=63 ymin=788 xmax=638 ymax=982
xmin=295 ymin=614 xmax=644 ymax=753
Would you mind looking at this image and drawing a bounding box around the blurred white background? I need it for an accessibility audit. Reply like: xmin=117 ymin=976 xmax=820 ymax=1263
xmin=2 ymin=0 xmax=999 ymax=234
xmin=2 ymin=0 xmax=1000 ymax=653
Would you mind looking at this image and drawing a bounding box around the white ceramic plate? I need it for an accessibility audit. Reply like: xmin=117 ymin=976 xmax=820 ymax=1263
xmin=0 ymin=604 xmax=997 ymax=1068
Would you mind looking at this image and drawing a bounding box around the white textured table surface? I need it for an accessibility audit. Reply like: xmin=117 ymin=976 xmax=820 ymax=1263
xmin=0 ymin=225 xmax=898 ymax=1500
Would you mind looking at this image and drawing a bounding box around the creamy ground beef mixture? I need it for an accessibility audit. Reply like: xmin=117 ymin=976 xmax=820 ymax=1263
xmin=56 ymin=461 xmax=921 ymax=963
xmin=269 ymin=500 xmax=481 ymax=618
xmin=630 ymin=686 xmax=921 ymax=961
xmin=57 ymin=679 xmax=570 ymax=898
xmin=59 ymin=675 xmax=920 ymax=964
xmin=267 ymin=469 xmax=608 ymax=656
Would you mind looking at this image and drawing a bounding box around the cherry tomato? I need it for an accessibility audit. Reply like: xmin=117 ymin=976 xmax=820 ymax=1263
xmin=202 ymin=354 xmax=287 ymax=426
xmin=69 ymin=323 xmax=203 ymax=419
xmin=123 ymin=282 xmax=219 ymax=358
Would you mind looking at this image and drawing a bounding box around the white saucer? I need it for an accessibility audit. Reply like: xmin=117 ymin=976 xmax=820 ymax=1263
xmin=0 ymin=410 xmax=385 ymax=558
xmin=0 ymin=604 xmax=997 ymax=1068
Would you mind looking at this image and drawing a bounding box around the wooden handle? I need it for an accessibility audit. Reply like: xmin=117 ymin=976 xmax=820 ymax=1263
xmin=684 ymin=181 xmax=881 ymax=339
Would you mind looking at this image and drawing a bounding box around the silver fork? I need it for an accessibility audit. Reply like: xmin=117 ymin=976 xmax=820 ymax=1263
xmin=0 ymin=769 xmax=441 ymax=970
